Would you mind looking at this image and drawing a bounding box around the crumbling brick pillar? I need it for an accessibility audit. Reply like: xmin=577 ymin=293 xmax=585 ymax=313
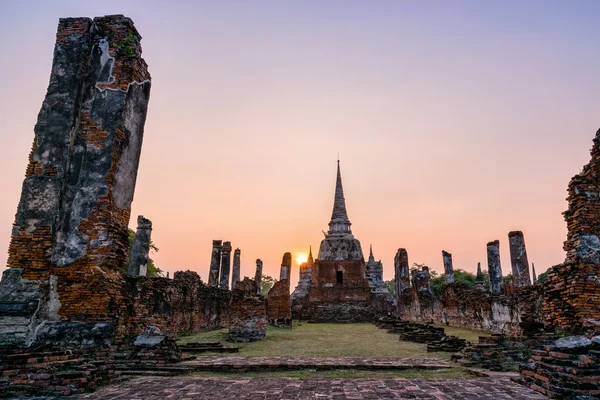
xmin=127 ymin=216 xmax=152 ymax=276
xmin=208 ymin=240 xmax=222 ymax=287
xmin=229 ymin=278 xmax=267 ymax=342
xmin=442 ymin=250 xmax=454 ymax=283
xmin=232 ymin=248 xmax=241 ymax=288
xmin=532 ymin=263 xmax=537 ymax=284
xmin=280 ymin=252 xmax=291 ymax=281
xmin=254 ymin=259 xmax=263 ymax=295
xmin=475 ymin=262 xmax=485 ymax=290
xmin=219 ymin=241 xmax=232 ymax=290
xmin=267 ymin=252 xmax=292 ymax=328
xmin=394 ymin=248 xmax=410 ymax=297
xmin=5 ymin=15 xmax=151 ymax=323
xmin=544 ymin=128 xmax=600 ymax=334
xmin=487 ymin=240 xmax=504 ymax=295
xmin=508 ymin=231 xmax=531 ymax=286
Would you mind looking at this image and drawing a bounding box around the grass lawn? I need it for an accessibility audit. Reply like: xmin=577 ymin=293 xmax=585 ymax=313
xmin=178 ymin=322 xmax=480 ymax=359
xmin=178 ymin=323 xmax=486 ymax=379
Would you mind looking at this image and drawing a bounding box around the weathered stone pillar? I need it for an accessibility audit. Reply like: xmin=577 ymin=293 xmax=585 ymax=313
xmin=487 ymin=240 xmax=504 ymax=295
xmin=208 ymin=240 xmax=222 ymax=288
xmin=280 ymin=252 xmax=292 ymax=281
xmin=220 ymin=241 xmax=232 ymax=289
xmin=127 ymin=216 xmax=152 ymax=276
xmin=254 ymin=259 xmax=263 ymax=294
xmin=508 ymin=231 xmax=531 ymax=286
xmin=475 ymin=262 xmax=484 ymax=289
xmin=267 ymin=257 xmax=292 ymax=329
xmin=532 ymin=263 xmax=537 ymax=284
xmin=442 ymin=250 xmax=454 ymax=283
xmin=4 ymin=15 xmax=151 ymax=325
xmin=232 ymin=248 xmax=241 ymax=288
xmin=394 ymin=248 xmax=410 ymax=297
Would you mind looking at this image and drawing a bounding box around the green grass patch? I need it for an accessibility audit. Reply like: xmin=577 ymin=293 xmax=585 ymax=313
xmin=178 ymin=322 xmax=488 ymax=360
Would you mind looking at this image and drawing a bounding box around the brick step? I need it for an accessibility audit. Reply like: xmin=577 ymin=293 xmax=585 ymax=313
xmin=120 ymin=370 xmax=183 ymax=377
xmin=180 ymin=346 xmax=238 ymax=353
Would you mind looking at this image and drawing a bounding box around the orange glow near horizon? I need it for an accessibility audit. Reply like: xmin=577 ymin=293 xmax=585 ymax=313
xmin=296 ymin=253 xmax=308 ymax=265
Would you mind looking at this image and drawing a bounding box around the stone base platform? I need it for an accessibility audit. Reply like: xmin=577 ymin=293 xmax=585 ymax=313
xmin=79 ymin=376 xmax=547 ymax=399
xmin=181 ymin=356 xmax=450 ymax=371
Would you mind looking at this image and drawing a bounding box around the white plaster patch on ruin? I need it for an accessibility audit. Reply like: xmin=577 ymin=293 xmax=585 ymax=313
xmin=94 ymin=37 xmax=116 ymax=92
xmin=93 ymin=266 xmax=108 ymax=276
xmin=45 ymin=275 xmax=62 ymax=321
xmin=25 ymin=219 xmax=39 ymax=233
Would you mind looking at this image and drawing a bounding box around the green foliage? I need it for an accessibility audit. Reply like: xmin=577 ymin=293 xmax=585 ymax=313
xmin=384 ymin=280 xmax=395 ymax=295
xmin=537 ymin=268 xmax=551 ymax=283
xmin=431 ymin=269 xmax=478 ymax=297
xmin=122 ymin=228 xmax=163 ymax=277
xmin=260 ymin=275 xmax=277 ymax=296
xmin=502 ymin=273 xmax=514 ymax=285
xmin=112 ymin=33 xmax=137 ymax=57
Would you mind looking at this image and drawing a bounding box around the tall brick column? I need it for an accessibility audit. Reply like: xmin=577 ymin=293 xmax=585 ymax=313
xmin=208 ymin=240 xmax=222 ymax=287
xmin=508 ymin=231 xmax=531 ymax=286
xmin=442 ymin=250 xmax=454 ymax=283
xmin=475 ymin=261 xmax=485 ymax=289
xmin=544 ymin=129 xmax=600 ymax=334
xmin=487 ymin=240 xmax=503 ymax=295
xmin=532 ymin=263 xmax=537 ymax=284
xmin=394 ymin=248 xmax=410 ymax=297
xmin=280 ymin=252 xmax=291 ymax=281
xmin=220 ymin=241 xmax=232 ymax=290
xmin=5 ymin=15 xmax=151 ymax=322
xmin=127 ymin=216 xmax=152 ymax=276
xmin=254 ymin=259 xmax=263 ymax=294
xmin=232 ymin=248 xmax=241 ymax=288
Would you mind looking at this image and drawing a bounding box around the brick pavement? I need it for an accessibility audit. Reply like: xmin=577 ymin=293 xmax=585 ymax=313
xmin=80 ymin=376 xmax=547 ymax=399
xmin=182 ymin=356 xmax=450 ymax=370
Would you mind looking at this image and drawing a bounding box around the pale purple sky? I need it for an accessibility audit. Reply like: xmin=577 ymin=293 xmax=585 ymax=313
xmin=0 ymin=1 xmax=599 ymax=286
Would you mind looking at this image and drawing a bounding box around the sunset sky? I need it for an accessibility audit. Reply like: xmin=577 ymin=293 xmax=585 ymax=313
xmin=1 ymin=1 xmax=599 ymax=288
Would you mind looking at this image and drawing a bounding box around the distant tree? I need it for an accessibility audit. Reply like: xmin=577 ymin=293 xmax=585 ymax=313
xmin=480 ymin=270 xmax=491 ymax=290
xmin=122 ymin=228 xmax=163 ymax=277
xmin=384 ymin=280 xmax=395 ymax=295
xmin=260 ymin=275 xmax=277 ymax=296
xmin=431 ymin=269 xmax=477 ymax=297
xmin=537 ymin=268 xmax=551 ymax=283
xmin=502 ymin=273 xmax=515 ymax=286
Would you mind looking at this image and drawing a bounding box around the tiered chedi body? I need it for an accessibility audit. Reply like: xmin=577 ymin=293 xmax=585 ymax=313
xmin=318 ymin=161 xmax=363 ymax=261
xmin=291 ymin=161 xmax=395 ymax=321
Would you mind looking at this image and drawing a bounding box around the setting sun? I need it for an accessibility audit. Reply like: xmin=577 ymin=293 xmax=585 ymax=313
xmin=296 ymin=253 xmax=308 ymax=265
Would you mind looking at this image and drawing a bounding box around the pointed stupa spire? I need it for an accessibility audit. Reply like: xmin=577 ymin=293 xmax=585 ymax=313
xmin=307 ymin=246 xmax=314 ymax=265
xmin=328 ymin=160 xmax=352 ymax=235
xmin=476 ymin=262 xmax=483 ymax=282
xmin=368 ymin=244 xmax=375 ymax=262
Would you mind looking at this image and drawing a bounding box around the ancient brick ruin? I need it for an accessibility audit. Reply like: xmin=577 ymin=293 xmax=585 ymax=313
xmin=291 ymin=161 xmax=395 ymax=322
xmin=229 ymin=278 xmax=267 ymax=342
xmin=0 ymin=16 xmax=236 ymax=396
xmin=1 ymin=12 xmax=600 ymax=400
xmin=128 ymin=215 xmax=152 ymax=276
xmin=267 ymin=253 xmax=292 ymax=328
xmin=543 ymin=129 xmax=600 ymax=335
